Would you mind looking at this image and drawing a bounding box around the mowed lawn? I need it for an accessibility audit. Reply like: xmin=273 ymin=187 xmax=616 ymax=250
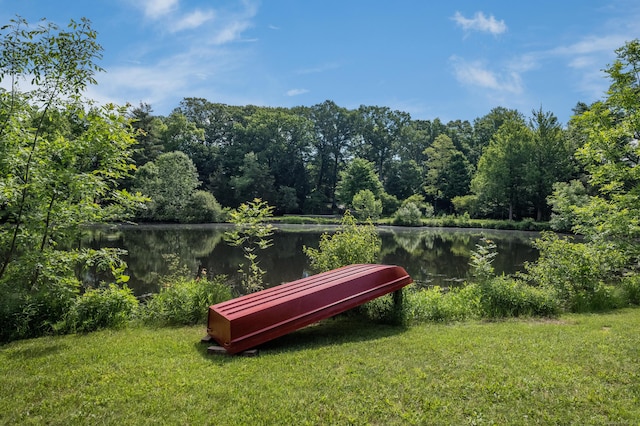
xmin=1 ymin=308 xmax=639 ymax=425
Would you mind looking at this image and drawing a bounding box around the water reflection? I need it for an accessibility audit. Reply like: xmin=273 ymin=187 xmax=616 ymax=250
xmin=84 ymin=224 xmax=539 ymax=295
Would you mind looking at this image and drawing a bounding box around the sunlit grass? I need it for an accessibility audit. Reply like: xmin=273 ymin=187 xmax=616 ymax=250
xmin=1 ymin=309 xmax=639 ymax=425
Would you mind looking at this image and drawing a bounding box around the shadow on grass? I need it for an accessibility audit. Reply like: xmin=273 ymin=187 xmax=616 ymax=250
xmin=196 ymin=313 xmax=408 ymax=360
xmin=3 ymin=342 xmax=69 ymax=360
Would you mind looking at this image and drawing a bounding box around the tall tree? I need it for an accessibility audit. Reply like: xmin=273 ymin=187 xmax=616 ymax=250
xmin=0 ymin=17 xmax=145 ymax=339
xmin=132 ymin=151 xmax=201 ymax=222
xmin=304 ymin=101 xmax=357 ymax=210
xmin=355 ymin=105 xmax=410 ymax=183
xmin=527 ymin=108 xmax=572 ymax=221
xmin=571 ymin=39 xmax=640 ymax=256
xmin=471 ymin=118 xmax=532 ymax=220
xmin=229 ymin=152 xmax=276 ymax=205
xmin=397 ymin=119 xmax=439 ymax=164
xmin=385 ymin=159 xmax=423 ymax=201
xmin=160 ymin=111 xmax=217 ymax=186
xmin=423 ymin=134 xmax=471 ymax=212
xmin=231 ymin=108 xmax=312 ymax=211
xmin=471 ymin=107 xmax=523 ymax=167
xmin=336 ymin=158 xmax=384 ymax=207
xmin=445 ymin=119 xmax=475 ymax=160
xmin=129 ymin=102 xmax=165 ymax=167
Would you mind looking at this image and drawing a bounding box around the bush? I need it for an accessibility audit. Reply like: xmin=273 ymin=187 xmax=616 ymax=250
xmin=405 ymin=284 xmax=481 ymax=323
xmin=358 ymin=291 xmax=406 ymax=325
xmin=379 ymin=191 xmax=400 ymax=217
xmin=524 ymin=233 xmax=627 ymax=312
xmin=141 ymin=275 xmax=232 ymax=326
xmin=352 ymin=189 xmax=382 ymax=220
xmin=621 ymin=274 xmax=640 ymax=305
xmin=393 ymin=202 xmax=423 ymax=226
xmin=303 ymin=211 xmax=381 ymax=273
xmin=183 ymin=190 xmax=225 ymax=223
xmin=57 ymin=284 xmax=139 ymax=333
xmin=479 ymin=276 xmax=560 ymax=318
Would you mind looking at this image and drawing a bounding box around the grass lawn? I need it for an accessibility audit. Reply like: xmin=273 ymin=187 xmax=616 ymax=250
xmin=1 ymin=309 xmax=639 ymax=425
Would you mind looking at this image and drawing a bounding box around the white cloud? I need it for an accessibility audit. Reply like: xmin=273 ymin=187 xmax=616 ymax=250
xmin=450 ymin=56 xmax=522 ymax=94
xmin=541 ymin=34 xmax=629 ymax=98
xmin=210 ymin=20 xmax=253 ymax=45
xmin=551 ymin=34 xmax=628 ymax=58
xmin=171 ymin=9 xmax=215 ymax=33
xmin=140 ymin=0 xmax=179 ymax=20
xmin=286 ymin=88 xmax=309 ymax=97
xmin=452 ymin=11 xmax=507 ymax=35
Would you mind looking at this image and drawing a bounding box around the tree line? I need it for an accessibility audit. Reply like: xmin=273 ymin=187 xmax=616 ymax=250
xmin=127 ymin=97 xmax=579 ymax=223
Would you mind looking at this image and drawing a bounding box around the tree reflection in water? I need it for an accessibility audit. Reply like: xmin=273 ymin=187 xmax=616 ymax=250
xmin=84 ymin=224 xmax=539 ymax=295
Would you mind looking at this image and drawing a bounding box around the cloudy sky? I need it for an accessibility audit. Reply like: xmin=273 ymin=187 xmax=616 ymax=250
xmin=1 ymin=0 xmax=638 ymax=124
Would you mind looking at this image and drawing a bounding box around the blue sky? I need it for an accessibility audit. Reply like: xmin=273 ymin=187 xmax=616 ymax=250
xmin=1 ymin=0 xmax=638 ymax=125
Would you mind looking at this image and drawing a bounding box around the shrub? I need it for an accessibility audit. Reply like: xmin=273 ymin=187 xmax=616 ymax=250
xmin=352 ymin=189 xmax=382 ymax=220
xmin=303 ymin=211 xmax=381 ymax=273
xmin=621 ymin=274 xmax=640 ymax=305
xmin=224 ymin=198 xmax=275 ymax=293
xmin=468 ymin=238 xmax=497 ymax=284
xmin=405 ymin=284 xmax=481 ymax=323
xmin=379 ymin=191 xmax=400 ymax=217
xmin=183 ymin=190 xmax=225 ymax=223
xmin=451 ymin=194 xmax=479 ymax=217
xmin=58 ymin=284 xmax=139 ymax=333
xmin=141 ymin=275 xmax=232 ymax=326
xmin=479 ymin=276 xmax=560 ymax=318
xmin=524 ymin=232 xmax=627 ymax=312
xmin=358 ymin=292 xmax=406 ymax=325
xmin=393 ymin=202 xmax=423 ymax=226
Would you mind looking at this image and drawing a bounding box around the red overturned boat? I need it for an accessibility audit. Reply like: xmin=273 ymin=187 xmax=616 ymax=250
xmin=207 ymin=263 xmax=413 ymax=354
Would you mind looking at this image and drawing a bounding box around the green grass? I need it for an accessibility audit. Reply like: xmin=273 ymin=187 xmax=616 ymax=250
xmin=2 ymin=309 xmax=639 ymax=425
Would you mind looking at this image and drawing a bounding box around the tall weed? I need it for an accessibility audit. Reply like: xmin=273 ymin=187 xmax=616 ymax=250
xmin=141 ymin=275 xmax=232 ymax=326
xmin=479 ymin=276 xmax=560 ymax=318
xmin=405 ymin=284 xmax=481 ymax=323
xmin=57 ymin=284 xmax=139 ymax=333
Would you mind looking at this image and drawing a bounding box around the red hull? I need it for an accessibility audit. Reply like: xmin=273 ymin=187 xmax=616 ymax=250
xmin=207 ymin=264 xmax=412 ymax=354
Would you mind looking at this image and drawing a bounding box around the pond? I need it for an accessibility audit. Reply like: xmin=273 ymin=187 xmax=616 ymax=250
xmin=84 ymin=224 xmax=540 ymax=296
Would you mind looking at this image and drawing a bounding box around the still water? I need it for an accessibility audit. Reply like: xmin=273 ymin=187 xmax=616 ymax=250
xmin=85 ymin=224 xmax=540 ymax=295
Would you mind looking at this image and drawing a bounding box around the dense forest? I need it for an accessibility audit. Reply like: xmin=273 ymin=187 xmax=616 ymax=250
xmin=127 ymin=97 xmax=580 ymax=223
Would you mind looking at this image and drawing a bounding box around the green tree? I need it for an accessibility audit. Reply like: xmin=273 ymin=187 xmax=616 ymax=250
xmin=232 ymin=108 xmax=312 ymax=212
xmin=525 ymin=39 xmax=640 ymax=311
xmin=527 ymin=108 xmax=572 ymax=221
xmin=230 ymin=152 xmax=276 ymax=204
xmin=129 ymin=102 xmax=165 ymax=167
xmin=0 ymin=17 xmax=144 ymax=340
xmin=471 ymin=116 xmax=531 ymax=220
xmin=356 ymin=105 xmax=410 ymax=183
xmin=423 ymin=134 xmax=472 ymax=212
xmin=397 ymin=118 xmax=446 ymax=164
xmin=132 ymin=151 xmax=201 ymax=222
xmin=336 ymin=158 xmax=384 ymax=207
xmin=384 ymin=159 xmax=423 ymax=201
xmin=571 ymin=39 xmax=640 ymax=257
xmin=547 ymin=180 xmax=590 ymax=232
xmin=304 ymin=100 xmax=357 ymax=210
xmin=159 ymin=111 xmax=219 ymax=188
xmin=471 ymin=107 xmax=523 ymax=167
